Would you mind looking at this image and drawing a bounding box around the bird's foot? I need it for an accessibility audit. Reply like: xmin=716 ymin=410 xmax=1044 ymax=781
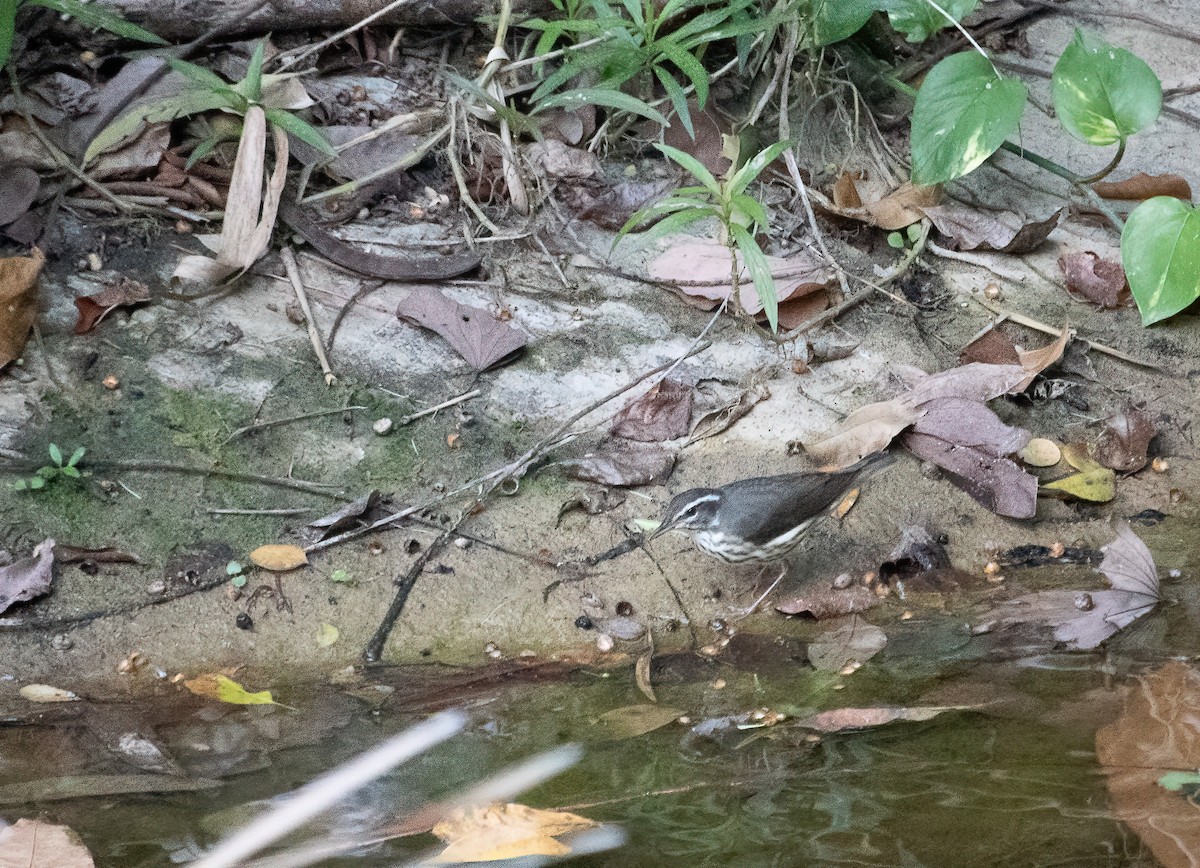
xmin=730 ymin=564 xmax=788 ymax=618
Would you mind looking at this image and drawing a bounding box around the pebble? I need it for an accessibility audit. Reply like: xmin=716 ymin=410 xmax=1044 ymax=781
xmin=51 ymin=634 xmax=73 ymax=651
xmin=373 ymin=418 xmax=393 ymax=436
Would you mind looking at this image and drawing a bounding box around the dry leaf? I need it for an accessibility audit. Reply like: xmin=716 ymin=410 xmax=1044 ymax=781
xmin=432 ymin=803 xmax=598 ymax=863
xmin=903 ymin=432 xmax=1038 ymax=519
xmin=1094 ymin=407 xmax=1156 ymax=473
xmin=0 ymin=166 xmax=40 ymax=228
xmin=899 ymin=362 xmax=1029 ymax=406
xmin=183 ymin=673 xmax=278 ymax=705
xmin=19 ymin=684 xmax=80 ymax=703
xmin=0 ymin=818 xmax=95 ymax=868
xmin=1058 ymin=251 xmax=1127 ymax=308
xmin=831 ymin=170 xmax=863 ymax=208
xmin=922 ymin=202 xmax=1063 ymax=253
xmin=569 ymin=179 xmax=675 ymax=231
xmin=808 ymin=615 xmax=887 ymax=671
xmin=795 ymin=705 xmax=964 ymax=732
xmin=1092 ymin=171 xmax=1192 ymax=201
xmin=635 ymin=650 xmax=655 ymax=703
xmin=0 ymin=538 xmax=55 ymax=616
xmin=611 ymin=379 xmax=693 ymax=442
xmin=821 ymin=174 xmax=941 ymax=230
xmin=316 ymin=622 xmax=339 ymax=648
xmin=249 ymin=544 xmax=308 ymax=571
xmin=661 ymin=99 xmax=731 ymax=176
xmin=687 ymin=382 xmax=769 ymax=445
xmin=776 ymin=584 xmax=876 ymax=619
xmin=959 ymin=327 xmax=1020 ymax=366
xmin=1043 ymin=443 xmax=1116 ymax=502
xmin=560 ymin=441 xmax=676 ymax=487
xmin=396 ymin=287 xmax=528 ymax=371
xmin=833 ymin=487 xmax=860 ymax=519
xmin=307 ymin=490 xmax=385 ymax=540
xmin=0 ymin=246 xmax=44 ymax=366
xmin=1015 ymin=326 xmax=1070 ymax=390
xmin=909 ymin=397 xmax=1031 ymax=456
xmin=805 ymin=398 xmax=918 ymax=468
xmin=73 ymin=277 xmax=151 ymax=334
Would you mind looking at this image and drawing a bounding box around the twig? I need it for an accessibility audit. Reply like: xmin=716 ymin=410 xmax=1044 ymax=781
xmin=82 ymin=459 xmax=345 ymax=497
xmin=207 ymin=507 xmax=313 ymax=516
xmin=224 ymin=406 xmax=366 ymax=444
xmin=927 ymin=241 xmax=1028 ymax=282
xmin=272 ymin=0 xmax=421 ymax=72
xmin=397 ymin=389 xmax=480 ymax=426
xmin=298 ymin=126 xmax=449 ymax=205
xmin=280 ymin=247 xmax=336 ymax=386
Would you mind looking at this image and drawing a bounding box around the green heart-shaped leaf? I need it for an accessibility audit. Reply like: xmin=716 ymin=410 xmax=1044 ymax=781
xmin=1122 ymin=196 xmax=1200 ymax=325
xmin=1052 ymin=30 xmax=1161 ymax=146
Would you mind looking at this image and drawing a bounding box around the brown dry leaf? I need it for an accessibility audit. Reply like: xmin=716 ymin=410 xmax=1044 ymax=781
xmin=821 ymin=174 xmax=941 ymax=230
xmin=1094 ymin=407 xmax=1156 ymax=473
xmin=598 ymin=704 xmax=684 ymax=739
xmin=831 ymin=170 xmax=863 ymax=208
xmin=1015 ymin=325 xmax=1070 ymax=390
xmin=0 ymin=538 xmax=55 ymax=616
xmin=307 ymin=490 xmax=385 ymax=540
xmin=249 ymin=544 xmax=308 ymax=571
xmin=56 ymin=545 xmax=141 ymax=565
xmin=661 ymin=99 xmax=731 ymax=176
xmin=1096 ymin=662 xmax=1200 ymax=868
xmin=959 ymin=327 xmax=1020 ymax=366
xmin=795 ymin=705 xmax=966 ymax=733
xmin=1058 ymin=251 xmax=1128 ymax=308
xmin=0 ymin=166 xmax=40 ymax=228
xmin=0 ymin=818 xmax=95 ymax=868
xmin=646 ymin=240 xmax=833 ymax=321
xmin=687 ymin=382 xmax=769 ymax=445
xmin=776 ymin=584 xmax=876 ymax=619
xmin=569 ymin=179 xmax=676 ymax=231
xmin=805 ymin=398 xmax=918 ymax=468
xmin=635 ymin=650 xmax=655 ymax=703
xmin=611 ymin=379 xmax=693 ymax=442
xmin=560 ymin=441 xmax=676 ymax=487
xmin=173 ymin=107 xmax=286 ymax=284
xmin=1092 ymin=171 xmax=1192 ymax=201
xmin=899 ymin=362 xmax=1029 ymax=407
xmin=396 ymin=287 xmax=528 ymax=371
xmin=0 ymin=246 xmax=44 ymax=366
xmin=910 ymin=397 xmax=1031 ymax=456
xmin=808 ymin=615 xmax=887 ymax=671
xmin=923 ymin=202 xmax=1063 ymax=253
xmin=432 ymin=803 xmax=598 ymax=863
xmin=903 ymin=432 xmax=1038 ymax=518
xmin=73 ymin=277 xmax=151 ymax=334
xmin=833 ymin=487 xmax=860 ymax=519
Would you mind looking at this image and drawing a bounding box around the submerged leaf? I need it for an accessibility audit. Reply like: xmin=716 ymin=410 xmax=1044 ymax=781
xmin=183 ymin=674 xmax=278 ymax=706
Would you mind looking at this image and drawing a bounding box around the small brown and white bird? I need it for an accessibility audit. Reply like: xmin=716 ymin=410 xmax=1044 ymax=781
xmin=648 ymin=454 xmax=888 ymax=565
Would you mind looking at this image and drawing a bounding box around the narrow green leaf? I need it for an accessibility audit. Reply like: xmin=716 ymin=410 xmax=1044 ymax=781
xmin=910 ymin=52 xmax=1026 ymax=185
xmin=656 ymin=39 xmax=708 ymax=108
xmin=618 ymin=0 xmax=644 ymax=29
xmin=243 ymin=39 xmax=266 ymax=104
xmin=614 ymin=202 xmax=715 ymax=247
xmin=1051 ymin=29 xmax=1161 ymax=146
xmin=730 ymin=193 xmax=769 ymax=231
xmin=48 ymin=443 xmax=63 ymax=466
xmin=167 ymin=57 xmax=230 ymax=91
xmin=727 ymin=139 xmax=791 ymax=196
xmin=27 ymin=0 xmax=167 ymax=44
xmin=732 ymin=224 xmax=777 ymax=331
xmin=654 ymin=65 xmax=693 ymax=137
xmin=669 ymin=4 xmax=740 ymax=43
xmin=1121 ymin=196 xmax=1200 ymax=325
xmin=68 ymin=446 xmax=85 ymax=466
xmin=60 ymin=466 xmax=81 ymax=479
xmin=654 ymin=142 xmax=720 ymax=195
xmin=537 ymin=87 xmax=669 ymax=126
xmin=185 ymin=134 xmax=222 ymax=170
xmin=884 ymin=0 xmax=978 ymax=43
xmin=85 ymin=89 xmax=241 ymax=163
xmin=632 ymin=205 xmax=717 ymax=244
xmin=263 ymin=108 xmax=335 ymax=157
xmin=0 ymin=0 xmax=18 ymax=70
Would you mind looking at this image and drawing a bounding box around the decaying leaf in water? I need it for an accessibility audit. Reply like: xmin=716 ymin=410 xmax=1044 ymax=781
xmin=396 ymin=287 xmax=528 ymax=371
xmin=0 ymin=818 xmax=95 ymax=867
xmin=1094 ymin=407 xmax=1156 ymax=473
xmin=0 ymin=246 xmax=44 ymax=366
xmin=1043 ymin=443 xmax=1116 ymax=502
xmin=922 ymin=202 xmax=1063 ymax=253
xmin=431 ymin=803 xmax=598 ymax=863
xmin=1018 ymin=438 xmax=1062 ymax=467
xmin=984 ymin=523 xmax=1158 ymax=650
xmin=183 ymin=673 xmax=280 ymax=706
xmin=1058 ymin=251 xmax=1128 ymax=308
xmin=795 ymin=704 xmax=968 ymax=732
xmin=1095 ymin=661 xmax=1200 ymax=868
xmin=1092 ymin=171 xmax=1192 ymax=201
xmin=611 ymin=379 xmax=693 ymax=442
xmin=635 ymin=650 xmax=655 ymax=703
xmin=808 ymin=615 xmax=887 ymax=672
xmin=249 ymin=544 xmax=308 ymax=571
xmin=597 ymin=704 xmax=683 ymax=739
xmin=0 ymin=538 xmax=55 ymax=616
xmin=19 ymin=683 xmax=80 ymax=703
xmin=73 ymin=277 xmax=151 ymax=334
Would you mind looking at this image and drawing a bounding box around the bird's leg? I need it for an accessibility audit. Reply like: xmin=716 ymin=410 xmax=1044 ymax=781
xmin=732 ymin=563 xmax=788 ymax=618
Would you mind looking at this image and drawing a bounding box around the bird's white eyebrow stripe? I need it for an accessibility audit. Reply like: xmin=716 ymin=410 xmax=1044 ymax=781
xmin=677 ymin=494 xmax=719 ymax=511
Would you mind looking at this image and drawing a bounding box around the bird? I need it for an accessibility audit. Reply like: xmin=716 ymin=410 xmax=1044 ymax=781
xmin=647 ymin=453 xmax=889 ymax=566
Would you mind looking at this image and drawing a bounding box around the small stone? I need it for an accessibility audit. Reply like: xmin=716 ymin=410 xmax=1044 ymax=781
xmin=236 ymin=612 xmax=254 ymax=630
xmin=51 ymin=634 xmax=73 ymax=651
xmin=102 ymin=375 xmax=120 ymax=390
xmin=87 ymin=252 xmax=103 ymax=271
xmin=832 ymin=572 xmax=853 ymax=590
xmin=372 ymin=418 xmax=393 ymax=436
xmin=1074 ymin=592 xmax=1094 ymax=611
xmin=147 ymin=580 xmax=167 ymax=595
xmin=1152 ymin=457 xmax=1169 ymax=473
xmin=1049 ymin=542 xmax=1066 ymax=558
xmin=984 ymin=561 xmax=1001 ymax=575
xmin=710 ymin=678 xmax=726 ymax=689
xmin=971 ymin=620 xmax=995 ymax=635
xmin=357 ymin=207 xmax=370 ymax=221
xmin=838 ymin=661 xmax=862 ymax=676
xmin=983 ymin=283 xmax=1003 ymax=300
xmin=616 ymin=601 xmax=633 ymax=616
xmin=1170 ymin=569 xmax=1182 ymax=578
xmin=596 ymin=633 xmax=614 ymax=652
xmin=118 ymin=652 xmax=147 ymax=673
xmin=454 ymin=537 xmax=471 ymax=549
xmin=575 ymin=614 xmax=593 ymax=630
xmin=698 ymin=643 xmax=721 ymax=657
xmin=901 ymin=610 xmax=913 ymax=620
xmin=369 ymin=540 xmax=385 ymax=555
xmin=709 ymin=618 xmax=726 ymax=632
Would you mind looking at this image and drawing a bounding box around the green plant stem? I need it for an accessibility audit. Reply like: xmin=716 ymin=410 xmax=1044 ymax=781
xmin=998 ymin=141 xmax=1125 ymax=230
xmin=1075 ymin=138 xmax=1126 ymax=184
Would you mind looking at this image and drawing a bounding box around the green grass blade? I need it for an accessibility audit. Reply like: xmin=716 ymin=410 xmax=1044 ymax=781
xmin=654 ymin=142 xmax=720 ymax=195
xmin=27 ymin=0 xmax=167 ymax=44
xmin=732 ymin=224 xmax=777 ymax=331
xmin=263 ymin=108 xmax=335 ymax=157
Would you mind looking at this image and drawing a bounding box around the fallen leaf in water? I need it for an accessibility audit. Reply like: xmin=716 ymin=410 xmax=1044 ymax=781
xmin=903 ymin=432 xmax=1038 ymax=519
xmin=1058 ymin=251 xmax=1128 ymax=308
xmin=19 ymin=683 xmax=80 ymax=703
xmin=611 ymin=379 xmax=693 ymax=442
xmin=1094 ymin=407 xmax=1156 ymax=473
xmin=1092 ymin=171 xmax=1192 ymax=201
xmin=922 ymin=202 xmax=1063 ymax=253
xmin=795 ymin=704 xmax=966 ymax=732
xmin=0 ymin=818 xmax=95 ymax=867
xmin=808 ymin=615 xmax=887 ymax=671
xmin=1096 ymin=661 xmax=1200 ymax=868
xmin=432 ymin=802 xmax=598 ymax=863
xmin=249 ymin=544 xmax=308 ymax=571
xmin=1098 ymin=521 xmax=1161 ymax=598
xmin=1042 ymin=443 xmax=1116 ymax=502
xmin=635 ymin=650 xmax=655 ymax=703
xmin=73 ymin=277 xmax=151 ymax=334
xmin=598 ymin=704 xmax=684 ymax=739
xmin=396 ymin=287 xmax=528 ymax=371
xmin=183 ymin=674 xmax=279 ymax=706
xmin=0 ymin=538 xmax=55 ymax=615
xmin=560 ymin=441 xmax=676 ymax=487
xmin=0 ymin=247 xmax=44 ymax=366
xmin=0 ymin=774 xmax=218 ymax=807
xmin=776 ymin=584 xmax=877 ymax=619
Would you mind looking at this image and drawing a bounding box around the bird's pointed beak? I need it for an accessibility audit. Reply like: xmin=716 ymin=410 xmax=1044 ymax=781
xmin=645 ymin=517 xmax=674 ymax=541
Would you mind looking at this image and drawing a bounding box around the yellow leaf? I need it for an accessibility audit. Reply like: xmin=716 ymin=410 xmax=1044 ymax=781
xmin=1044 ymin=443 xmax=1116 ymax=502
xmin=316 ymin=622 xmax=339 ymax=648
xmin=249 ymin=544 xmax=308 ymax=571
xmin=432 ymin=803 xmax=597 ymax=863
xmin=184 ymin=673 xmax=277 ymax=705
xmin=1061 ymin=442 xmax=1105 ymax=472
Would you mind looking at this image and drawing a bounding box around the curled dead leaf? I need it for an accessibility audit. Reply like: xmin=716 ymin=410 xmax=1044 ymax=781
xmin=1092 ymin=171 xmax=1192 ymax=201
xmin=1058 ymin=251 xmax=1127 ymax=309
xmin=249 ymin=544 xmax=308 ymax=572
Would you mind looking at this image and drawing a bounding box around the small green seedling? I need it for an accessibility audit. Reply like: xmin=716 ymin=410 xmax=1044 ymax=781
xmin=330 ymin=568 xmax=354 ymax=585
xmin=13 ymin=444 xmax=85 ymax=491
xmin=226 ymin=561 xmax=248 ymax=587
xmin=887 ymin=223 xmax=924 ymax=249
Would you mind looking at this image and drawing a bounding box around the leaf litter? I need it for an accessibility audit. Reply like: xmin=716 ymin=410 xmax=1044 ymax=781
xmin=0 ymin=538 xmax=56 ymax=616
xmin=396 ymin=287 xmax=528 ymax=371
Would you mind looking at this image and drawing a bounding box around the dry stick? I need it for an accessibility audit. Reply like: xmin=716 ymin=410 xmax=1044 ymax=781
xmin=397 ymin=389 xmax=480 ymax=426
xmin=927 ymin=240 xmax=1028 ymax=282
xmin=307 ymin=341 xmax=713 ymax=555
xmin=84 ymin=459 xmax=345 ymax=497
xmin=273 ymin=0 xmax=421 ymax=72
xmin=280 ymin=247 xmax=336 ymax=386
xmin=224 ymin=405 xmax=367 ymax=444
xmin=208 ymin=507 xmax=312 ymax=515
